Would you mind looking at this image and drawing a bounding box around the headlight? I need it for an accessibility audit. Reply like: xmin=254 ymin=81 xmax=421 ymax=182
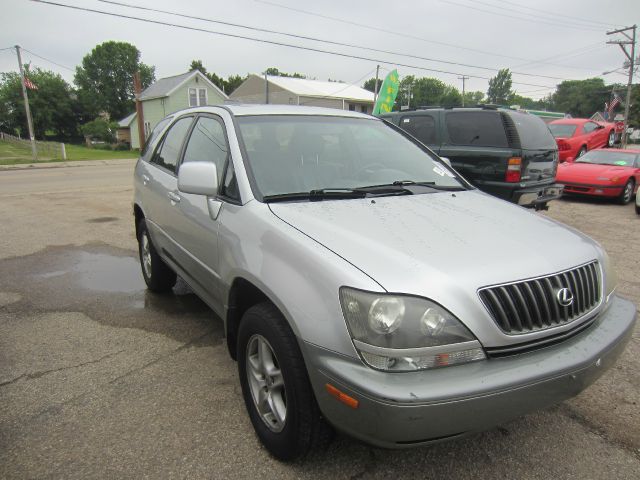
xmin=601 ymin=251 xmax=617 ymax=302
xmin=339 ymin=288 xmax=486 ymax=372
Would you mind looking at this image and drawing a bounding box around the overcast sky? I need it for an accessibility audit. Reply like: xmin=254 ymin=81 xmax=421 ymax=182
xmin=1 ymin=0 xmax=637 ymax=99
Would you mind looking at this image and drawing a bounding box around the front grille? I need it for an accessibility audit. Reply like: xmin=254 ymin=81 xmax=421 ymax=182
xmin=478 ymin=262 xmax=601 ymax=335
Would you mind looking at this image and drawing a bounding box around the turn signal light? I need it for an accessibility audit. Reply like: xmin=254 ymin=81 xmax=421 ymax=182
xmin=325 ymin=383 xmax=359 ymax=409
xmin=505 ymin=157 xmax=522 ymax=183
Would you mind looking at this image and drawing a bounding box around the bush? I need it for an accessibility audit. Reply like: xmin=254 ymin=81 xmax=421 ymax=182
xmin=81 ymin=118 xmax=119 ymax=143
xmin=114 ymin=142 xmax=130 ymax=151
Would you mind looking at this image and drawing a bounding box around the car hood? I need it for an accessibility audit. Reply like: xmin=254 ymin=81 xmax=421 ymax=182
xmin=268 ymin=190 xmax=601 ymax=303
xmin=558 ymin=162 xmax=632 ymax=182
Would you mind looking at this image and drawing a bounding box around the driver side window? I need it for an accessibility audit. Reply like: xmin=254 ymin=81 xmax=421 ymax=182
xmin=583 ymin=122 xmax=597 ymax=134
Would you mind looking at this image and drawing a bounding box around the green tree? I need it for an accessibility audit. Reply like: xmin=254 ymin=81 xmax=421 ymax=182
xmin=487 ymin=68 xmax=513 ymax=104
xmin=396 ymin=76 xmax=461 ymax=108
xmin=75 ymin=41 xmax=155 ymax=121
xmin=549 ymin=78 xmax=611 ymax=117
xmin=81 ymin=117 xmax=118 ymax=143
xmin=363 ymin=78 xmax=382 ymax=93
xmin=265 ymin=67 xmax=305 ymax=79
xmin=226 ymin=74 xmax=246 ymax=95
xmin=463 ymin=90 xmax=485 ymax=106
xmin=0 ymin=67 xmax=78 ymax=139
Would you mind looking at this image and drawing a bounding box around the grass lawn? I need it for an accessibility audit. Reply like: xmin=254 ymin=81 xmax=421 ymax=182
xmin=0 ymin=140 xmax=138 ymax=165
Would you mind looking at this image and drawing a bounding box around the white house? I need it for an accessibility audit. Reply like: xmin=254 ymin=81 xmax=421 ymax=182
xmin=230 ymin=74 xmax=374 ymax=113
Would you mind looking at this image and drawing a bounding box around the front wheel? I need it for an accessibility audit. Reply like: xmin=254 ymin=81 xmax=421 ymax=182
xmin=618 ymin=179 xmax=635 ymax=205
xmin=237 ymin=302 xmax=332 ymax=461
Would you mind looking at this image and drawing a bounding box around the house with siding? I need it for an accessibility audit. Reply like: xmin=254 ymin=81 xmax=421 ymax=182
xmin=120 ymin=70 xmax=228 ymax=149
xmin=229 ymin=74 xmax=374 ymax=113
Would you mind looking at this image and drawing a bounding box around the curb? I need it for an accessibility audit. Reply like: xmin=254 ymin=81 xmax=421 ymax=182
xmin=0 ymin=158 xmax=138 ymax=171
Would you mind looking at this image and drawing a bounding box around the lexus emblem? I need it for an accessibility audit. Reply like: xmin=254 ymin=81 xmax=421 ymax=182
xmin=556 ymin=287 xmax=574 ymax=307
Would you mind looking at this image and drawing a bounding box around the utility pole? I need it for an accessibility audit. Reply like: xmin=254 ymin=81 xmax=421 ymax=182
xmin=458 ymin=75 xmax=469 ymax=107
xmin=373 ymin=64 xmax=380 ymax=105
xmin=264 ymin=71 xmax=269 ymax=104
xmin=133 ymin=72 xmax=146 ymax=151
xmin=15 ymin=45 xmax=37 ymax=160
xmin=607 ymin=25 xmax=636 ymax=146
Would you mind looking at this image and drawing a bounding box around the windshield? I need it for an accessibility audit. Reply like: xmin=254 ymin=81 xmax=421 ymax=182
xmin=548 ymin=124 xmax=577 ymax=138
xmin=575 ymin=150 xmax=638 ymax=166
xmin=237 ymin=115 xmax=464 ymax=199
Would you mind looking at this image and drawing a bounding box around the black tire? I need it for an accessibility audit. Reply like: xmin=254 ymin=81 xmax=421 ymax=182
xmin=607 ymin=130 xmax=615 ymax=148
xmin=237 ymin=302 xmax=332 ymax=461
xmin=618 ymin=178 xmax=635 ymax=205
xmin=577 ymin=146 xmax=587 ymax=158
xmin=636 ymin=204 xmax=640 ymax=215
xmin=137 ymin=219 xmax=176 ymax=292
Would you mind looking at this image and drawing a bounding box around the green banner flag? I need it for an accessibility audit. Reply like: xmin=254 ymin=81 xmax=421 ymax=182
xmin=373 ymin=69 xmax=399 ymax=115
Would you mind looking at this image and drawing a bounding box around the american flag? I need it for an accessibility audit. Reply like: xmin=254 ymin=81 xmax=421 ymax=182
xmin=23 ymin=76 xmax=38 ymax=90
xmin=606 ymin=93 xmax=620 ymax=117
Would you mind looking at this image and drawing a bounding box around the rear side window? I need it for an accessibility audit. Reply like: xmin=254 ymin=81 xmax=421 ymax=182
xmin=399 ymin=115 xmax=437 ymax=145
xmin=445 ymin=111 xmax=508 ymax=148
xmin=181 ymin=116 xmax=229 ymax=175
xmin=151 ymin=117 xmax=193 ymax=174
xmin=510 ymin=113 xmax=556 ymax=149
xmin=583 ymin=122 xmax=598 ymax=134
xmin=141 ymin=116 xmax=173 ymax=160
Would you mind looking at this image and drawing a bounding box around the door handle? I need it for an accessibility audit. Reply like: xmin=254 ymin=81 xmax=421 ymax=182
xmin=142 ymin=174 xmax=150 ymax=185
xmin=168 ymin=192 xmax=181 ymax=204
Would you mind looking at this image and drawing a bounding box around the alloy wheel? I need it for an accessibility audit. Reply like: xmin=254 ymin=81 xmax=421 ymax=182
xmin=141 ymin=233 xmax=152 ymax=279
xmin=246 ymin=334 xmax=287 ymax=432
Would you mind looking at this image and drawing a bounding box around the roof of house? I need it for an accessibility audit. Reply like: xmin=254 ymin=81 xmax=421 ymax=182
xmin=263 ymin=75 xmax=374 ymax=103
xmin=139 ymin=70 xmax=228 ymax=101
xmin=118 ymin=111 xmax=137 ymax=127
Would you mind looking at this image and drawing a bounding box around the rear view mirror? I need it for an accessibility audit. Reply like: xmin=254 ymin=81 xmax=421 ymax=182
xmin=178 ymin=162 xmax=218 ymax=196
xmin=440 ymin=156 xmax=452 ymax=168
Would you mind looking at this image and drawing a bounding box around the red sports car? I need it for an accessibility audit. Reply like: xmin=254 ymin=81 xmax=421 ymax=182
xmin=548 ymin=118 xmax=617 ymax=162
xmin=556 ymin=148 xmax=640 ymax=204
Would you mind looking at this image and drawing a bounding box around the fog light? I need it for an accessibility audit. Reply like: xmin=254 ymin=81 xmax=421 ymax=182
xmin=595 ymin=189 xmax=604 ymax=194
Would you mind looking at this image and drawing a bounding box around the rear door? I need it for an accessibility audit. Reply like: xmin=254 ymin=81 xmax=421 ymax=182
xmin=438 ymin=110 xmax=516 ymax=199
xmin=396 ymin=113 xmax=441 ymax=152
xmin=145 ymin=115 xmax=195 ymax=261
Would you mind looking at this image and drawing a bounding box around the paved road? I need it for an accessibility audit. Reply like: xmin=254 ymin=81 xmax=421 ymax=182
xmin=0 ymin=162 xmax=638 ymax=479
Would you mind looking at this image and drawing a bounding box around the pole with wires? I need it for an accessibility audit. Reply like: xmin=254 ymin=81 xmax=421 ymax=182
xmin=15 ymin=45 xmax=37 ymax=160
xmin=607 ymin=25 xmax=637 ymax=147
xmin=373 ymin=64 xmax=380 ymax=105
xmin=458 ymin=75 xmax=469 ymax=106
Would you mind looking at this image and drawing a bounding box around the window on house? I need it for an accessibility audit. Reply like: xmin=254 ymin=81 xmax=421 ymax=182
xmin=189 ymin=88 xmax=208 ymax=107
xmin=360 ymin=105 xmax=368 ymax=114
xmin=348 ymin=104 xmax=356 ymax=111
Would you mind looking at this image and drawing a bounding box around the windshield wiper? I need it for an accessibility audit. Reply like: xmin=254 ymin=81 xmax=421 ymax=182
xmin=373 ymin=180 xmax=466 ymax=191
xmin=263 ymin=189 xmax=367 ymax=203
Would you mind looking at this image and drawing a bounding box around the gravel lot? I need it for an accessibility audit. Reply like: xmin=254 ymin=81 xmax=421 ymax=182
xmin=0 ymin=160 xmax=638 ymax=479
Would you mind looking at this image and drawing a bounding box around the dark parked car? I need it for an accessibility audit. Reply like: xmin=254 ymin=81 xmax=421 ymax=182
xmin=382 ymin=106 xmax=562 ymax=209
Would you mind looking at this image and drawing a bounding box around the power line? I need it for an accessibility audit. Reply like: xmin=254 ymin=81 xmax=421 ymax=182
xmin=455 ymin=0 xmax=613 ymax=31
xmin=494 ymin=0 xmax=621 ymax=28
xmin=21 ymin=48 xmax=74 ymax=71
xmin=30 ymin=0 xmax=558 ymax=89
xmin=510 ymin=43 xmax=606 ymax=70
xmin=439 ymin=0 xmax=602 ymax=32
xmin=94 ymin=0 xmax=564 ymax=80
xmin=253 ymin=0 xmax=600 ymax=70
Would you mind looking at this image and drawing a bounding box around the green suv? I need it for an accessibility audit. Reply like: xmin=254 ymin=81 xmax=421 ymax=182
xmin=382 ymin=106 xmax=562 ymax=209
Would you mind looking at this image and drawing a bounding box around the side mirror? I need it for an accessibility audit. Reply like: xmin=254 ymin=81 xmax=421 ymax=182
xmin=440 ymin=156 xmax=452 ymax=168
xmin=178 ymin=162 xmax=218 ymax=196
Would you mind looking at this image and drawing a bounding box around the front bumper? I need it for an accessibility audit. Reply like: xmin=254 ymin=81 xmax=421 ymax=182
xmin=303 ymin=295 xmax=635 ymax=449
xmin=561 ymin=182 xmax=624 ymax=198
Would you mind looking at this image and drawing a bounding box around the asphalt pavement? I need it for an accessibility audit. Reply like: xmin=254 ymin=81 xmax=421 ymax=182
xmin=0 ymin=160 xmax=638 ymax=479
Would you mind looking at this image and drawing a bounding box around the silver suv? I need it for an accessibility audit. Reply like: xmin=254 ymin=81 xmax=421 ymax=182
xmin=133 ymin=105 xmax=636 ymax=461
